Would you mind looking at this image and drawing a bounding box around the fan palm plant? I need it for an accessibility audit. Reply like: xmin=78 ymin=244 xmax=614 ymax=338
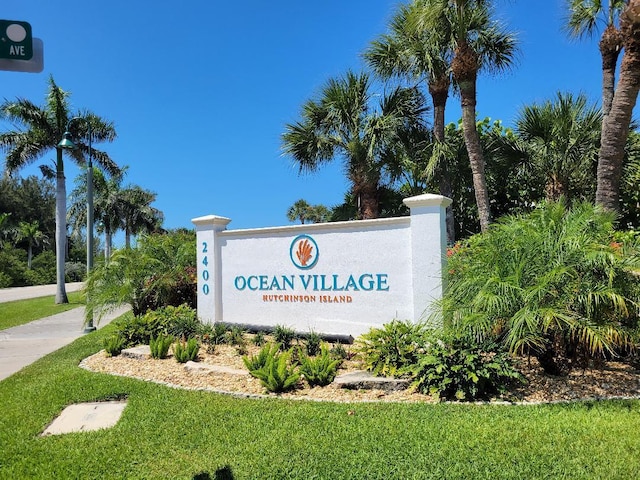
xmin=440 ymin=200 xmax=640 ymax=375
xmin=282 ymin=70 xmax=428 ymax=220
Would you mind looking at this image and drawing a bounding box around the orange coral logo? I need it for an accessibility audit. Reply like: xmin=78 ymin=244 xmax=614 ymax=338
xmin=290 ymin=235 xmax=319 ymax=270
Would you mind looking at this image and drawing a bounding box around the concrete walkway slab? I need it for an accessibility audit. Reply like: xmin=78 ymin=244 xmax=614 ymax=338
xmin=0 ymin=305 xmax=130 ymax=381
xmin=41 ymin=400 xmax=127 ymax=436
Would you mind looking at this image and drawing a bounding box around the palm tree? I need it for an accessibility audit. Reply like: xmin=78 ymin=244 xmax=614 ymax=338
xmin=596 ymin=0 xmax=640 ymax=212
xmin=0 ymin=76 xmax=118 ymax=303
xmin=282 ymin=71 xmax=428 ymax=219
xmin=365 ymin=0 xmax=455 ymax=240
xmin=513 ymin=92 xmax=602 ymax=202
xmin=566 ymin=0 xmax=626 ymax=117
xmin=413 ymin=0 xmax=517 ymax=232
xmin=119 ymin=185 xmax=163 ymax=248
xmin=0 ymin=212 xmax=12 ymax=249
xmin=287 ymin=199 xmax=312 ymax=224
xmin=15 ymin=221 xmax=47 ymax=269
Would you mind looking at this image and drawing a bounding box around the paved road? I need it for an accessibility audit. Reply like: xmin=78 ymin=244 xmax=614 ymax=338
xmin=0 ymin=283 xmax=129 ymax=381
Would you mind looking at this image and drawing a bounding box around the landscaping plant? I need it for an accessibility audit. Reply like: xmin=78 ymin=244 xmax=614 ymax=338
xmin=273 ymin=324 xmax=296 ymax=351
xmin=173 ymin=337 xmax=200 ymax=363
xmin=303 ymin=330 xmax=322 ymax=356
xmin=244 ymin=344 xmax=300 ymax=393
xmin=440 ymin=201 xmax=640 ymax=376
xmin=103 ymin=335 xmax=125 ymax=357
xmin=300 ymin=344 xmax=341 ymax=387
xmin=243 ymin=343 xmax=280 ymax=372
xmin=149 ymin=334 xmax=174 ymax=359
xmin=410 ymin=338 xmax=525 ymax=401
xmin=356 ymin=319 xmax=429 ymax=377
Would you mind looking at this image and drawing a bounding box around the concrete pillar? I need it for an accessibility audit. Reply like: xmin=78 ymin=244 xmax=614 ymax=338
xmin=402 ymin=194 xmax=452 ymax=323
xmin=191 ymin=215 xmax=231 ymax=324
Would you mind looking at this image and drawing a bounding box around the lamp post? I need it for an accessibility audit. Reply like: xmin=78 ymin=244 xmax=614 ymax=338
xmin=58 ymin=119 xmax=96 ymax=333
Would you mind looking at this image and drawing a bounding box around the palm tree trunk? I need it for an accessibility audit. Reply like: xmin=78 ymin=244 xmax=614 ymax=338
xmin=453 ymin=41 xmax=491 ymax=232
xmin=27 ymin=241 xmax=33 ymax=269
xmin=359 ymin=186 xmax=379 ymax=220
xmin=599 ymin=25 xmax=623 ymax=117
xmin=55 ymin=148 xmax=68 ymax=304
xmin=431 ymin=80 xmax=455 ymax=243
xmin=105 ymin=228 xmax=113 ymax=260
xmin=596 ymin=2 xmax=640 ymax=211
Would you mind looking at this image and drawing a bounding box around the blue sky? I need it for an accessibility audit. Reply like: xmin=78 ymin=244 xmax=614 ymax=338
xmin=0 ymin=1 xmax=623 ymax=244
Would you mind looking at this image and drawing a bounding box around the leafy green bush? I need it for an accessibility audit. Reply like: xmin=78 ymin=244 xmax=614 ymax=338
xmin=441 ymin=201 xmax=640 ymax=376
xmin=329 ymin=342 xmax=351 ymax=361
xmin=150 ymin=334 xmax=174 ymax=359
xmin=252 ymin=331 xmax=266 ymax=346
xmin=225 ymin=325 xmax=246 ymax=346
xmin=163 ymin=304 xmax=201 ymax=339
xmin=85 ymin=230 xmax=196 ymax=318
xmin=244 ymin=346 xmax=300 ymax=393
xmin=304 ymin=330 xmax=322 ymax=356
xmin=103 ymin=335 xmax=125 ymax=357
xmin=243 ymin=343 xmax=280 ymax=372
xmin=200 ymin=322 xmax=228 ymax=353
xmin=356 ymin=320 xmax=429 ymax=377
xmin=273 ymin=324 xmax=296 ymax=351
xmin=173 ymin=338 xmax=200 ymax=363
xmin=300 ymin=344 xmax=341 ymax=387
xmin=112 ymin=314 xmax=171 ymax=348
xmin=410 ymin=340 xmax=525 ymax=401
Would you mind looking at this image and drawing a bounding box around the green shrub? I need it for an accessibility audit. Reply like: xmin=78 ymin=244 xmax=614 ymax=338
xmin=245 ymin=346 xmax=300 ymax=393
xmin=300 ymin=344 xmax=341 ymax=387
xmin=356 ymin=320 xmax=429 ymax=377
xmin=304 ymin=330 xmax=322 ymax=356
xmin=243 ymin=343 xmax=280 ymax=372
xmin=200 ymin=322 xmax=228 ymax=354
xmin=150 ymin=334 xmax=174 ymax=359
xmin=225 ymin=325 xmax=246 ymax=346
xmin=163 ymin=304 xmax=201 ymax=339
xmin=103 ymin=335 xmax=125 ymax=357
xmin=112 ymin=314 xmax=171 ymax=348
xmin=273 ymin=324 xmax=296 ymax=351
xmin=173 ymin=338 xmax=200 ymax=363
xmin=441 ymin=201 xmax=640 ymax=376
xmin=410 ymin=339 xmax=525 ymax=401
xmin=329 ymin=342 xmax=353 ymax=362
xmin=252 ymin=331 xmax=266 ymax=346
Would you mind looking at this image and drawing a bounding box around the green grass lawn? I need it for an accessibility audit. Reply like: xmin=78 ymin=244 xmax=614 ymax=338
xmin=1 ymin=320 xmax=639 ymax=479
xmin=0 ymin=291 xmax=84 ymax=331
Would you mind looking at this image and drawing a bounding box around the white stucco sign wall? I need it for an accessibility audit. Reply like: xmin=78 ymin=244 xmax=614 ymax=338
xmin=192 ymin=194 xmax=451 ymax=337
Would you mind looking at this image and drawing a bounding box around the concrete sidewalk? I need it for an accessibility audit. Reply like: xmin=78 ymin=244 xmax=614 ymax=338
xmin=0 ymin=282 xmax=84 ymax=303
xmin=0 ymin=305 xmax=129 ymax=381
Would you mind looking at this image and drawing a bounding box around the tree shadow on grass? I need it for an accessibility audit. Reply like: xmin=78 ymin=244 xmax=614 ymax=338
xmin=193 ymin=465 xmax=234 ymax=480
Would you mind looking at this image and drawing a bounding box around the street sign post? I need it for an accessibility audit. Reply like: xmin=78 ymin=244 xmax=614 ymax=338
xmin=0 ymin=20 xmax=33 ymax=60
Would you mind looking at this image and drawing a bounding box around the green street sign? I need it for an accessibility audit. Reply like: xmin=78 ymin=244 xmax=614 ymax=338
xmin=0 ymin=20 xmax=33 ymax=60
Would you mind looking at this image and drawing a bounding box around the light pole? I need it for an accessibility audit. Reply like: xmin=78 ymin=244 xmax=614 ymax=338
xmin=58 ymin=118 xmax=96 ymax=333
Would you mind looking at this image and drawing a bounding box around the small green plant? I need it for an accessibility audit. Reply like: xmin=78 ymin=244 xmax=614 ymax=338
xmin=103 ymin=335 xmax=125 ymax=357
xmin=252 ymin=331 xmax=266 ymax=346
xmin=300 ymin=344 xmax=341 ymax=387
xmin=164 ymin=304 xmax=201 ymax=339
xmin=150 ymin=334 xmax=174 ymax=359
xmin=200 ymin=322 xmax=228 ymax=353
xmin=356 ymin=320 xmax=429 ymax=377
xmin=243 ymin=343 xmax=280 ymax=371
xmin=329 ymin=342 xmax=349 ymax=362
xmin=225 ymin=325 xmax=246 ymax=346
xmin=410 ymin=340 xmax=525 ymax=401
xmin=304 ymin=330 xmax=322 ymax=356
xmin=173 ymin=338 xmax=200 ymax=363
xmin=273 ymin=324 xmax=296 ymax=351
xmin=245 ymin=346 xmax=300 ymax=393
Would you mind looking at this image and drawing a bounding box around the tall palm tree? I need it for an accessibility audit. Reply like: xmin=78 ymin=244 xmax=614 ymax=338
xmin=15 ymin=221 xmax=47 ymax=269
xmin=597 ymin=0 xmax=640 ymax=211
xmin=282 ymin=71 xmax=428 ymax=219
xmin=513 ymin=92 xmax=602 ymax=202
xmin=365 ymin=0 xmax=455 ymax=240
xmin=414 ymin=0 xmax=517 ymax=232
xmin=0 ymin=76 xmax=118 ymax=303
xmin=566 ymin=0 xmax=626 ymax=117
